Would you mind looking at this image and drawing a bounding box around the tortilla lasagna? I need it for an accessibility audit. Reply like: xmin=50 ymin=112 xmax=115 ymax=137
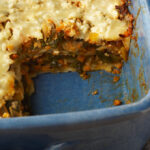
xmin=0 ymin=0 xmax=133 ymax=117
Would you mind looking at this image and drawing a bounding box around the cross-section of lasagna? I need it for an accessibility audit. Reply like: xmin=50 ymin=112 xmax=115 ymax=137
xmin=0 ymin=0 xmax=133 ymax=117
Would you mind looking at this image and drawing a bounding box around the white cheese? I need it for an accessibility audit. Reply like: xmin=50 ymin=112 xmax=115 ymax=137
xmin=0 ymin=0 xmax=128 ymax=43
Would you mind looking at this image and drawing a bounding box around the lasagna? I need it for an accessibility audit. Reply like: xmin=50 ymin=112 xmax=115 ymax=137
xmin=0 ymin=0 xmax=133 ymax=117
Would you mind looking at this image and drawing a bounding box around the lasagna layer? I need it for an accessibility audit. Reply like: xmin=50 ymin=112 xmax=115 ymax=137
xmin=0 ymin=0 xmax=133 ymax=117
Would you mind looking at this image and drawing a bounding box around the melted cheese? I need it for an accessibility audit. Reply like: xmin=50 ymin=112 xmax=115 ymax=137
xmin=0 ymin=0 xmax=128 ymax=43
xmin=0 ymin=0 xmax=129 ymax=101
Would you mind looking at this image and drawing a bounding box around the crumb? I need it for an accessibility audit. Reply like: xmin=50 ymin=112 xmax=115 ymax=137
xmin=2 ymin=112 xmax=10 ymax=118
xmin=112 ymin=69 xmax=121 ymax=74
xmin=80 ymin=72 xmax=90 ymax=80
xmin=113 ymin=99 xmax=122 ymax=106
xmin=92 ymin=90 xmax=99 ymax=95
xmin=113 ymin=76 xmax=120 ymax=82
xmin=126 ymin=100 xmax=131 ymax=104
xmin=115 ymin=63 xmax=123 ymax=69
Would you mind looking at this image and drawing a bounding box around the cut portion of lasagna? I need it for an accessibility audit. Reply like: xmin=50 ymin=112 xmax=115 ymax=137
xmin=0 ymin=0 xmax=133 ymax=117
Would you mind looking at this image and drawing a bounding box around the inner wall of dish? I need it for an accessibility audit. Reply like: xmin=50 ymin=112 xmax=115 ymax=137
xmin=30 ymin=0 xmax=150 ymax=115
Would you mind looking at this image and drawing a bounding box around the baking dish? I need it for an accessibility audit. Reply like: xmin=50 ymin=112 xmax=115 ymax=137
xmin=0 ymin=0 xmax=150 ymax=149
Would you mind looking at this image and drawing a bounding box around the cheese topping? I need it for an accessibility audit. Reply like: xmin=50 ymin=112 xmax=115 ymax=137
xmin=0 ymin=0 xmax=127 ymax=42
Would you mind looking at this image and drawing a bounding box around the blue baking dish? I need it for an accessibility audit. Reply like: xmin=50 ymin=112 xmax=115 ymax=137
xmin=0 ymin=0 xmax=150 ymax=150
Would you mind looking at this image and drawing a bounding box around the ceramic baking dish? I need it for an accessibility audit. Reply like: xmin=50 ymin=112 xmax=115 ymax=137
xmin=0 ymin=0 xmax=150 ymax=149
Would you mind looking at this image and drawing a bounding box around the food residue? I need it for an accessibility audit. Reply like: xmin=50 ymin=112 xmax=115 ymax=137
xmin=92 ymin=90 xmax=99 ymax=95
xmin=113 ymin=99 xmax=122 ymax=106
xmin=126 ymin=100 xmax=131 ymax=104
xmin=113 ymin=76 xmax=120 ymax=82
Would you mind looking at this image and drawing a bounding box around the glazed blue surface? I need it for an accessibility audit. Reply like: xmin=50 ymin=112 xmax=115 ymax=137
xmin=0 ymin=0 xmax=150 ymax=150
